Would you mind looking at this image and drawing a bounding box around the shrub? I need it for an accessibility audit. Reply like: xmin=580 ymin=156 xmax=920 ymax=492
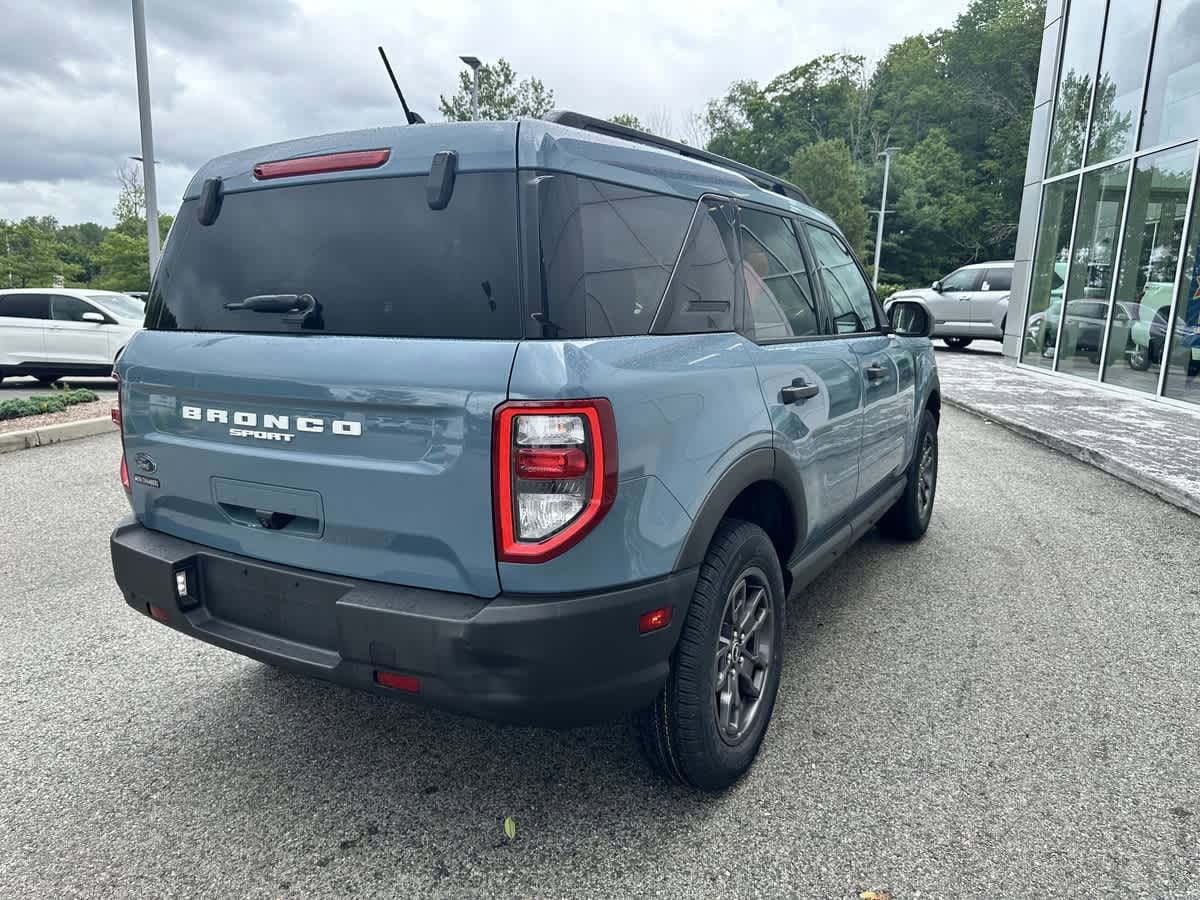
xmin=0 ymin=389 xmax=100 ymax=422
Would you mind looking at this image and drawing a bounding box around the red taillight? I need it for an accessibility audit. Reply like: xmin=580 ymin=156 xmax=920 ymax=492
xmin=374 ymin=670 xmax=420 ymax=693
xmin=639 ymin=606 xmax=673 ymax=634
xmin=493 ymin=400 xmax=618 ymax=564
xmin=253 ymin=149 xmax=390 ymax=181
xmin=114 ymin=374 xmax=130 ymax=494
xmin=516 ymin=447 xmax=588 ymax=479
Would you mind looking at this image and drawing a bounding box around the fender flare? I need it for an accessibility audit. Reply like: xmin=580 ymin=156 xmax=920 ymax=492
xmin=674 ymin=448 xmax=808 ymax=571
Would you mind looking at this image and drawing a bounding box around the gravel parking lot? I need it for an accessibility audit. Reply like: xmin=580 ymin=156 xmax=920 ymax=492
xmin=1 ymin=407 xmax=1197 ymax=897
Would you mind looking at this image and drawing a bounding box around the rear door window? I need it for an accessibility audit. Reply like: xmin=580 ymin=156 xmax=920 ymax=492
xmin=653 ymin=198 xmax=740 ymax=335
xmin=739 ymin=207 xmax=821 ymax=340
xmin=983 ymin=268 xmax=1012 ymax=292
xmin=522 ymin=173 xmax=694 ymax=338
xmin=147 ymin=173 xmax=522 ymax=339
xmin=0 ymin=293 xmax=50 ymax=319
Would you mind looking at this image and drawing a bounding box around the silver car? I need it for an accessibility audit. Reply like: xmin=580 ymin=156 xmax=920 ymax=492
xmin=889 ymin=260 xmax=1013 ymax=349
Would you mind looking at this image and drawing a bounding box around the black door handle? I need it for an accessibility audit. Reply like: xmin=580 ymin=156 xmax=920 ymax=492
xmin=865 ymin=362 xmax=887 ymax=381
xmin=780 ymin=377 xmax=819 ymax=404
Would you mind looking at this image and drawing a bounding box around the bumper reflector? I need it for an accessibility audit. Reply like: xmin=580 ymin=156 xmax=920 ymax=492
xmin=148 ymin=604 xmax=170 ymax=622
xmin=638 ymin=606 xmax=673 ymax=634
xmin=374 ymin=670 xmax=420 ymax=693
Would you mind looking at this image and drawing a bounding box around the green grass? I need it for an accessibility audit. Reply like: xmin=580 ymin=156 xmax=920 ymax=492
xmin=0 ymin=389 xmax=100 ymax=422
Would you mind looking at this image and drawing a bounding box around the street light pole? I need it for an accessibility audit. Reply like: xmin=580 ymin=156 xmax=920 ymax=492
xmin=872 ymin=146 xmax=899 ymax=289
xmin=460 ymin=56 xmax=482 ymax=121
xmin=131 ymin=0 xmax=160 ymax=275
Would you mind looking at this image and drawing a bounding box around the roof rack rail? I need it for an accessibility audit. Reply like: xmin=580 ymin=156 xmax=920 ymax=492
xmin=543 ymin=110 xmax=811 ymax=206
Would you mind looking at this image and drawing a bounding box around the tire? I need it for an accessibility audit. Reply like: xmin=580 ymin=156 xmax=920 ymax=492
xmin=1188 ymin=360 xmax=1200 ymax=377
xmin=36 ymin=375 xmax=61 ymax=386
xmin=1128 ymin=345 xmax=1150 ymax=371
xmin=635 ymin=520 xmax=785 ymax=790
xmin=944 ymin=337 xmax=973 ymax=350
xmin=878 ymin=408 xmax=939 ymax=541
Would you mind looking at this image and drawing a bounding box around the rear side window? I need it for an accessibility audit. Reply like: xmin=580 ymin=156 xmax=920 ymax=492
xmin=804 ymin=225 xmax=880 ymax=334
xmin=146 ymin=173 xmax=522 ymax=339
xmin=0 ymin=294 xmax=49 ymax=319
xmin=983 ymin=268 xmax=1012 ymax=291
xmin=522 ymin=173 xmax=693 ymax=338
xmin=653 ymin=198 xmax=740 ymax=335
xmin=739 ymin=207 xmax=821 ymax=340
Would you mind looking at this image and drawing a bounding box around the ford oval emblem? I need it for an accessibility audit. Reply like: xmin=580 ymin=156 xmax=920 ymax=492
xmin=134 ymin=452 xmax=157 ymax=474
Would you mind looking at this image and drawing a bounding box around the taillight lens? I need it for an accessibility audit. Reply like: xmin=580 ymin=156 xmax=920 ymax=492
xmin=113 ymin=374 xmax=130 ymax=494
xmin=494 ymin=400 xmax=618 ymax=563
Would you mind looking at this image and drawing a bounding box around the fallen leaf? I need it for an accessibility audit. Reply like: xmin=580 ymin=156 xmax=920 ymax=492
xmin=503 ymin=816 xmax=517 ymax=841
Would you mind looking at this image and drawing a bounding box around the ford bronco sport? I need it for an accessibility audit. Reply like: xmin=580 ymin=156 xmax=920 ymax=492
xmin=110 ymin=112 xmax=940 ymax=790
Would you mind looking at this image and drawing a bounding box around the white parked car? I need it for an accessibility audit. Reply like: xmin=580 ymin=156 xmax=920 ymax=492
xmin=0 ymin=288 xmax=144 ymax=384
xmin=888 ymin=260 xmax=1014 ymax=349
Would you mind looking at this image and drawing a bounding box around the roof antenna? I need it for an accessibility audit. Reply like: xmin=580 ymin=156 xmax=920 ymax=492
xmin=378 ymin=46 xmax=425 ymax=124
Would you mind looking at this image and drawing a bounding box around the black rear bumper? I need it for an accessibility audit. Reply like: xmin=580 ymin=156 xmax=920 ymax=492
xmin=110 ymin=519 xmax=696 ymax=726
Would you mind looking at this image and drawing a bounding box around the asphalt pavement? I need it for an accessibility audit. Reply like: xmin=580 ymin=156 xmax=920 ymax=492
xmin=0 ymin=375 xmax=117 ymax=401
xmin=1 ymin=408 xmax=1198 ymax=897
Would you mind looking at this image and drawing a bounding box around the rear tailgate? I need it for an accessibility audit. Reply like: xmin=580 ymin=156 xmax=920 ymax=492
xmin=119 ymin=125 xmax=522 ymax=597
xmin=118 ymin=333 xmax=515 ymax=596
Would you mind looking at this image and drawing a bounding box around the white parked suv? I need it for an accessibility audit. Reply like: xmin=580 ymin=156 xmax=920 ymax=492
xmin=888 ymin=260 xmax=1013 ymax=349
xmin=0 ymin=289 xmax=144 ymax=384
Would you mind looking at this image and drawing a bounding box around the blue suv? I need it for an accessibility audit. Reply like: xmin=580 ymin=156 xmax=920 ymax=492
xmin=110 ymin=112 xmax=940 ymax=789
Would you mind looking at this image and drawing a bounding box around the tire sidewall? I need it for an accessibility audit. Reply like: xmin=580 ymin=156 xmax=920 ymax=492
xmin=678 ymin=525 xmax=785 ymax=786
xmin=915 ymin=409 xmax=938 ymax=528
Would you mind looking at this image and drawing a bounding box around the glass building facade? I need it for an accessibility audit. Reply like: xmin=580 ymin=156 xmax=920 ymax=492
xmin=1007 ymin=0 xmax=1200 ymax=408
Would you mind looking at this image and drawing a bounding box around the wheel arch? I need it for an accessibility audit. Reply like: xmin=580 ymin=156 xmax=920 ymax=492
xmin=674 ymin=449 xmax=807 ymax=595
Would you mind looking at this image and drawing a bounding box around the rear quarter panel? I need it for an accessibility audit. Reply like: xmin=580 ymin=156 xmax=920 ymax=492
xmin=502 ymin=334 xmax=771 ymax=592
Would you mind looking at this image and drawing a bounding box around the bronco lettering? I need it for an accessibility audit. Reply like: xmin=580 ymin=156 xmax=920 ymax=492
xmin=180 ymin=405 xmax=362 ymax=437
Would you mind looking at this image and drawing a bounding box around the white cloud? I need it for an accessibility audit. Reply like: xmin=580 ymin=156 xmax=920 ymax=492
xmin=0 ymin=0 xmax=963 ymax=225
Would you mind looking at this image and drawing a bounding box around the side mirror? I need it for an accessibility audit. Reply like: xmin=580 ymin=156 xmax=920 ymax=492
xmin=887 ymin=298 xmax=935 ymax=338
xmin=81 ymin=311 xmax=106 ymax=324
xmin=931 ymin=280 xmax=943 ymax=292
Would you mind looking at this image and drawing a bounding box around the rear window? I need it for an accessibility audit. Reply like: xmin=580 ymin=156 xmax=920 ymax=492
xmin=146 ymin=173 xmax=522 ymax=339
xmin=521 ymin=172 xmax=694 ymax=338
xmin=0 ymin=294 xmax=49 ymax=319
xmin=983 ymin=268 xmax=1012 ymax=292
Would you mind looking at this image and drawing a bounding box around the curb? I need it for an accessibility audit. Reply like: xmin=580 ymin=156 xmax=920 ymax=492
xmin=0 ymin=416 xmax=116 ymax=454
xmin=944 ymin=395 xmax=1200 ymax=518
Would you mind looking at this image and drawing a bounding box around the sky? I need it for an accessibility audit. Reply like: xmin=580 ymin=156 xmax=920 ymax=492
xmin=0 ymin=0 xmax=966 ymax=226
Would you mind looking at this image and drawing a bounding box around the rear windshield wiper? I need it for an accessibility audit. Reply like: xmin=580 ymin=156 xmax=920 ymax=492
xmin=224 ymin=293 xmax=314 ymax=313
xmin=223 ymin=293 xmax=322 ymax=329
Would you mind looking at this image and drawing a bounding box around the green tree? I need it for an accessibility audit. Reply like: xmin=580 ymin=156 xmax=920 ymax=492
xmin=94 ymin=214 xmax=173 ymax=292
xmin=705 ymin=54 xmax=872 ymax=176
xmin=56 ymin=222 xmax=106 ymax=285
xmin=702 ymin=0 xmax=1046 ymax=286
xmin=1 ymin=217 xmax=64 ymax=288
xmin=887 ymin=130 xmax=985 ymax=285
xmin=610 ymin=113 xmax=645 ymax=131
xmin=439 ymin=59 xmax=554 ymax=121
xmin=788 ymin=139 xmax=869 ymax=256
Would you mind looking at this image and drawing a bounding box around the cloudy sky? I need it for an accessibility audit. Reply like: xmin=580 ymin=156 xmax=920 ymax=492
xmin=1 ymin=0 xmax=965 ymax=226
